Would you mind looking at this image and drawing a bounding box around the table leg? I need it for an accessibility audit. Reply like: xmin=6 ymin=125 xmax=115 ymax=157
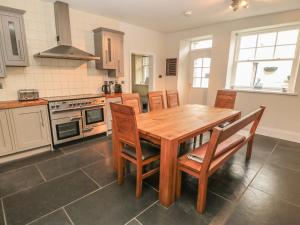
xmin=159 ymin=138 xmax=178 ymax=207
xmin=112 ymin=126 xmax=119 ymax=171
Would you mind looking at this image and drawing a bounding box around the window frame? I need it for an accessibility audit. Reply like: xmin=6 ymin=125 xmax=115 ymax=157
xmin=190 ymin=37 xmax=213 ymax=89
xmin=231 ymin=25 xmax=300 ymax=93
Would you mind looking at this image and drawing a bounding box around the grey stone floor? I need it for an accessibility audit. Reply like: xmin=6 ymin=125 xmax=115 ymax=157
xmin=0 ymin=134 xmax=299 ymax=225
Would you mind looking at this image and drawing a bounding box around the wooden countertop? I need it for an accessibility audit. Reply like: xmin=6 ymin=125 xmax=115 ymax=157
xmin=0 ymin=99 xmax=48 ymax=110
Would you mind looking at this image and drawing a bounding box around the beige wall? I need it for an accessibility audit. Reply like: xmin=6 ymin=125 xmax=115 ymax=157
xmin=166 ymin=10 xmax=300 ymax=142
xmin=0 ymin=0 xmax=167 ymax=100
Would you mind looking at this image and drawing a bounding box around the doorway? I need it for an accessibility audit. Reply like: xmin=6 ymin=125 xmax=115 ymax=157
xmin=131 ymin=53 xmax=154 ymax=112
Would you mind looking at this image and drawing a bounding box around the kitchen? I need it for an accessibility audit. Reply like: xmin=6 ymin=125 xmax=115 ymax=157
xmin=0 ymin=0 xmax=300 ymax=225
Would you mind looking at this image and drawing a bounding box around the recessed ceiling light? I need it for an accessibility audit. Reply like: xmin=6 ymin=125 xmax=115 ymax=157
xmin=183 ymin=10 xmax=192 ymax=17
xmin=229 ymin=0 xmax=249 ymax=11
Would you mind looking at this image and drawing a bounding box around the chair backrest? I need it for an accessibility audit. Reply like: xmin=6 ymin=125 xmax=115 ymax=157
xmin=110 ymin=103 xmax=143 ymax=160
xmin=148 ymin=91 xmax=165 ymax=111
xmin=201 ymin=106 xmax=266 ymax=174
xmin=215 ymin=90 xmax=237 ymax=109
xmin=166 ymin=90 xmax=180 ymax=108
xmin=121 ymin=93 xmax=142 ymax=114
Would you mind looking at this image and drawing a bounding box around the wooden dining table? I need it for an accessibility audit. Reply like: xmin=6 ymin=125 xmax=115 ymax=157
xmin=112 ymin=104 xmax=241 ymax=207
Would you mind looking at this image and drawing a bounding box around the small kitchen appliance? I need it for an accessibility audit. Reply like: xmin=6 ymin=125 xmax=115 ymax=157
xmin=102 ymin=81 xmax=111 ymax=94
xmin=114 ymin=81 xmax=122 ymax=93
xmin=18 ymin=89 xmax=39 ymax=101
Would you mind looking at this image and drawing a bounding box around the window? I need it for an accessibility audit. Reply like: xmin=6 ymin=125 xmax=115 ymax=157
xmin=192 ymin=58 xmax=211 ymax=88
xmin=190 ymin=38 xmax=213 ymax=88
xmin=191 ymin=39 xmax=213 ymax=50
xmin=231 ymin=26 xmax=300 ymax=92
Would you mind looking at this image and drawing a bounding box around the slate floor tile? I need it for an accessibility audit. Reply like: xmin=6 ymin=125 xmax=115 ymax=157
xmin=82 ymin=158 xmax=117 ymax=187
xmin=126 ymin=219 xmax=142 ymax=225
xmin=0 ymin=166 xmax=44 ymax=197
xmin=37 ymin=148 xmax=104 ymax=180
xmin=0 ymin=150 xmax=63 ymax=175
xmin=3 ymin=171 xmax=98 ymax=225
xmin=65 ymin=176 xmax=157 ymax=225
xmin=208 ymin=161 xmax=258 ymax=201
xmin=28 ymin=209 xmax=72 ymax=225
xmin=0 ymin=201 xmax=5 ymax=225
xmin=268 ymin=144 xmax=300 ymax=172
xmin=251 ymin=164 xmax=300 ymax=206
xmin=138 ymin=186 xmax=231 ymax=225
xmin=225 ymin=187 xmax=300 ymax=225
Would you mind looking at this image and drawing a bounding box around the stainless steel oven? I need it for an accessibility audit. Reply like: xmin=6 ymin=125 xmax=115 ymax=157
xmin=82 ymin=106 xmax=106 ymax=137
xmin=51 ymin=111 xmax=83 ymax=145
xmin=46 ymin=95 xmax=107 ymax=147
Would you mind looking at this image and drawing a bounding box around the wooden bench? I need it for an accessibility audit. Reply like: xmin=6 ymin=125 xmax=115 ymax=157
xmin=176 ymin=106 xmax=266 ymax=213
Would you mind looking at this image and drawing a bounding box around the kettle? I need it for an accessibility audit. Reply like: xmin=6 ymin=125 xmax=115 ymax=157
xmin=114 ymin=81 xmax=122 ymax=93
xmin=102 ymin=81 xmax=111 ymax=94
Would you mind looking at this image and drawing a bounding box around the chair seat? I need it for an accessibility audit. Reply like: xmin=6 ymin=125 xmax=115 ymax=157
xmin=178 ymin=134 xmax=246 ymax=172
xmin=123 ymin=140 xmax=160 ymax=160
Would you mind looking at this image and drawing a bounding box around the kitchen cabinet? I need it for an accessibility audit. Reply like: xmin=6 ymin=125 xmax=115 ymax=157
xmin=9 ymin=105 xmax=50 ymax=152
xmin=0 ymin=46 xmax=5 ymax=77
xmin=93 ymin=27 xmax=124 ymax=76
xmin=0 ymin=110 xmax=13 ymax=156
xmin=0 ymin=6 xmax=29 ymax=67
xmin=106 ymin=97 xmax=122 ymax=132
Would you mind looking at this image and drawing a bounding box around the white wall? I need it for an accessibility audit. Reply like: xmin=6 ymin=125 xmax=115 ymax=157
xmin=166 ymin=10 xmax=300 ymax=142
xmin=0 ymin=0 xmax=167 ymax=100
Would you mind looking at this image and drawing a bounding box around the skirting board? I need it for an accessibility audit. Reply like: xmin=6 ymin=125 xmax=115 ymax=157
xmin=256 ymin=126 xmax=300 ymax=143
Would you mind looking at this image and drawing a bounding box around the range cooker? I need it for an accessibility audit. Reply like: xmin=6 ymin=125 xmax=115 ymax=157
xmin=45 ymin=94 xmax=107 ymax=147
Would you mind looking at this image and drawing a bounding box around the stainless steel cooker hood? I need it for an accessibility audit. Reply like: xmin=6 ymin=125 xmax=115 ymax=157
xmin=35 ymin=1 xmax=99 ymax=61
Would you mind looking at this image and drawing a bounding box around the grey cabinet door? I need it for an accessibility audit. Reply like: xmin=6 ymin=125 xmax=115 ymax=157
xmin=0 ymin=110 xmax=14 ymax=156
xmin=0 ymin=48 xmax=5 ymax=77
xmin=0 ymin=14 xmax=28 ymax=66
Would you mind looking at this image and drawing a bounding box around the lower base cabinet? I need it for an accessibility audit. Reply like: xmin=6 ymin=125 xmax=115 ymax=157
xmin=0 ymin=110 xmax=13 ymax=156
xmin=0 ymin=105 xmax=51 ymax=157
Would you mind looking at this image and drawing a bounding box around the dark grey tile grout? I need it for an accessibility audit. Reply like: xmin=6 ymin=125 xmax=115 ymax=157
xmin=80 ymin=168 xmax=101 ymax=188
xmin=62 ymin=207 xmax=76 ymax=225
xmin=1 ymin=199 xmax=7 ymax=225
xmin=25 ymin=208 xmax=63 ymax=225
xmin=124 ymin=200 xmax=159 ymax=225
xmin=34 ymin=164 xmax=47 ymax=182
xmin=143 ymin=181 xmax=159 ymax=193
xmin=208 ymin=190 xmax=234 ymax=204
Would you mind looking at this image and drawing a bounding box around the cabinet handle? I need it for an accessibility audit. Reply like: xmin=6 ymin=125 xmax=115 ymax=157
xmin=118 ymin=60 xmax=120 ymax=72
xmin=40 ymin=110 xmax=44 ymax=127
xmin=105 ymin=50 xmax=108 ymax=64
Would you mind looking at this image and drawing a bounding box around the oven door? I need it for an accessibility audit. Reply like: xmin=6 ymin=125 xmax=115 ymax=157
xmin=52 ymin=116 xmax=83 ymax=145
xmin=82 ymin=106 xmax=107 ymax=137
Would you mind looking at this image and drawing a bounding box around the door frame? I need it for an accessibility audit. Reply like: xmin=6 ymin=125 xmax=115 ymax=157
xmin=129 ymin=51 xmax=156 ymax=93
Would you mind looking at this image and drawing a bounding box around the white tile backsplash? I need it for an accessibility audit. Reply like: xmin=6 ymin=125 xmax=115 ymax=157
xmin=0 ymin=0 xmax=120 ymax=101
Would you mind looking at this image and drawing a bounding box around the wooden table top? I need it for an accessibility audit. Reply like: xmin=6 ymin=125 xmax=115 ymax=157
xmin=136 ymin=104 xmax=241 ymax=141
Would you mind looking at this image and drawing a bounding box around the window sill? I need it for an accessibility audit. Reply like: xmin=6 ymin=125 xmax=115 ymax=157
xmin=228 ymin=88 xmax=298 ymax=96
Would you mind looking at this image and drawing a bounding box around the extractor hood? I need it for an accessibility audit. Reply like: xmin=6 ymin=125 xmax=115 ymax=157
xmin=35 ymin=1 xmax=99 ymax=61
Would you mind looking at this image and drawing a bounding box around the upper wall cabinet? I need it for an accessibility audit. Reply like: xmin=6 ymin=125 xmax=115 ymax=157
xmin=93 ymin=27 xmax=124 ymax=77
xmin=0 ymin=6 xmax=29 ymax=67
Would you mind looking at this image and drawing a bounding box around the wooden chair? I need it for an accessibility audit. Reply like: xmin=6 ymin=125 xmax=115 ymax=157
xmin=110 ymin=103 xmax=160 ymax=198
xmin=197 ymin=89 xmax=237 ymax=146
xmin=121 ymin=93 xmax=142 ymax=114
xmin=166 ymin=90 xmax=180 ymax=108
xmin=148 ymin=91 xmax=165 ymax=111
xmin=215 ymin=90 xmax=237 ymax=109
xmin=176 ymin=106 xmax=265 ymax=213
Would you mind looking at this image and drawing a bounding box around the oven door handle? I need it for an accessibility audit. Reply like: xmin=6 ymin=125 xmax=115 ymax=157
xmin=70 ymin=116 xmax=82 ymax=121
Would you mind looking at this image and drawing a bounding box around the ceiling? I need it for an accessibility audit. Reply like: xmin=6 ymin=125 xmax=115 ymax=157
xmin=45 ymin=0 xmax=300 ymax=32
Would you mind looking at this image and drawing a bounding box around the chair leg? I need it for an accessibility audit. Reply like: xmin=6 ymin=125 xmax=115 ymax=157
xmin=246 ymin=137 xmax=254 ymax=160
xmin=117 ymin=156 xmax=124 ymax=185
xmin=136 ymin=164 xmax=143 ymax=198
xmin=197 ymin=177 xmax=208 ymax=214
xmin=175 ymin=168 xmax=182 ymax=199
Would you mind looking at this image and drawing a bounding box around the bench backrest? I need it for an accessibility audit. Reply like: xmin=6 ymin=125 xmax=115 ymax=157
xmin=201 ymin=106 xmax=266 ymax=175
